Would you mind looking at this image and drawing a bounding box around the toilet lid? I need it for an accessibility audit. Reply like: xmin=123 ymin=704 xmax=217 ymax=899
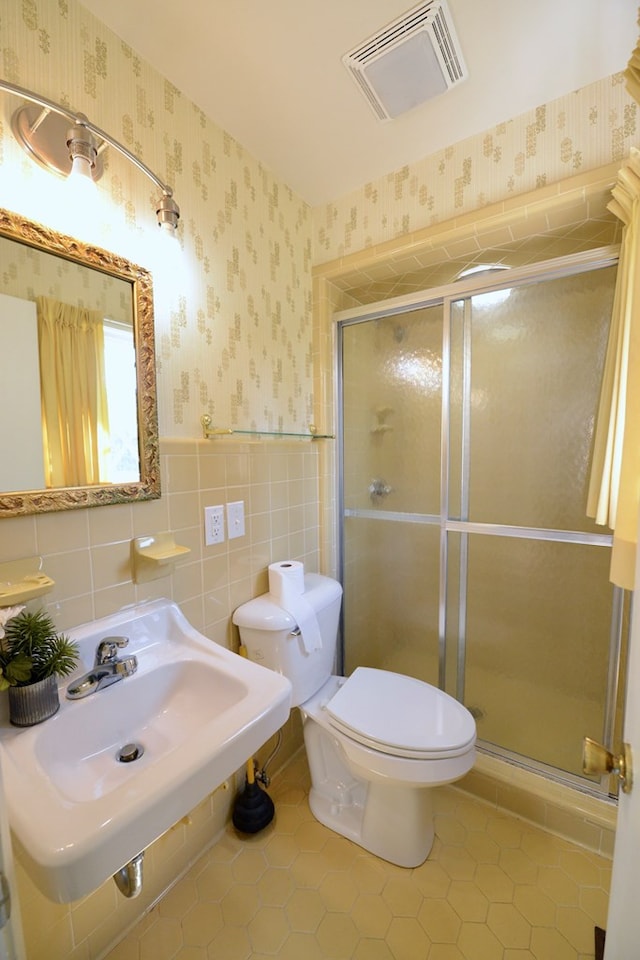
xmin=325 ymin=667 xmax=476 ymax=760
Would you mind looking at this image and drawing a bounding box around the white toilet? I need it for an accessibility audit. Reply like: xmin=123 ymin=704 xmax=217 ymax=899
xmin=232 ymin=573 xmax=476 ymax=867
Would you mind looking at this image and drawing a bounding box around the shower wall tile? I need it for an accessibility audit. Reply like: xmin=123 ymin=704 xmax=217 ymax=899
xmin=131 ymin=496 xmax=171 ymax=538
xmin=42 ymin=549 xmax=93 ymax=600
xmin=0 ymin=516 xmax=37 ymax=563
xmin=315 ymin=162 xmax=622 ymax=310
xmin=90 ymin=541 xmax=132 ymax=590
xmin=92 ymin=582 xmax=137 ymax=622
xmin=199 ymin=457 xmax=228 ymax=492
xmin=459 ymin=763 xmax=616 ymax=860
xmin=36 ymin=509 xmax=90 ymax=554
xmin=167 ymin=491 xmax=201 ymax=535
xmin=87 ymin=505 xmax=133 ymax=547
xmin=16 ymin=781 xmax=232 ymax=960
xmin=164 ymin=454 xmax=199 ymax=494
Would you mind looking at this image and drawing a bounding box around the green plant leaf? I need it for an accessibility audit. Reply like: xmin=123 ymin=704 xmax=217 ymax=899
xmin=35 ymin=634 xmax=79 ymax=681
xmin=5 ymin=655 xmax=32 ymax=685
xmin=1 ymin=610 xmax=79 ymax=684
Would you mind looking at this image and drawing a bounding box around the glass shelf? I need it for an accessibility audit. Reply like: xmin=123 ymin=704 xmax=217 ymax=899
xmin=200 ymin=415 xmax=334 ymax=441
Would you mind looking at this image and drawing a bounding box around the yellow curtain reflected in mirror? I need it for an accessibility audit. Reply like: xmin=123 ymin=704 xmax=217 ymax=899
xmin=36 ymin=296 xmax=109 ymax=487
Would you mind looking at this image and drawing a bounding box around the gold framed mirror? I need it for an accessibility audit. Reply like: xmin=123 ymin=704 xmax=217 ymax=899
xmin=0 ymin=208 xmax=160 ymax=517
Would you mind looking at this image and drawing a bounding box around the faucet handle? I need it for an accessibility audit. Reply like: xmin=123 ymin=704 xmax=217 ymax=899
xmin=115 ymin=655 xmax=138 ymax=678
xmin=95 ymin=636 xmax=130 ymax=664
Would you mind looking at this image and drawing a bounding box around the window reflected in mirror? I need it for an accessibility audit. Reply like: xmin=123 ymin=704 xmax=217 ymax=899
xmin=102 ymin=320 xmax=138 ymax=484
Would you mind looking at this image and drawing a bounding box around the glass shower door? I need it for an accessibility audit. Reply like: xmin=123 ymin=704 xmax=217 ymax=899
xmin=449 ymin=268 xmax=623 ymax=778
xmin=341 ymin=304 xmax=443 ymax=685
xmin=339 ymin=254 xmax=626 ymax=788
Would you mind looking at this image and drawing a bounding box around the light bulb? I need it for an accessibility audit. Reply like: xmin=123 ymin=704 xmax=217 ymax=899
xmin=69 ymin=153 xmax=96 ymax=182
xmin=62 ymin=161 xmax=104 ymax=244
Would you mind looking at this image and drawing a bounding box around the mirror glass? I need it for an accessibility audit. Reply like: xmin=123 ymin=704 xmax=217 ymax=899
xmin=0 ymin=208 xmax=160 ymax=517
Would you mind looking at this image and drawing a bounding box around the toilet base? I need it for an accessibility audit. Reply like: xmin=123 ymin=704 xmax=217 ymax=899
xmin=304 ymin=716 xmax=435 ymax=868
xmin=309 ymin=780 xmax=434 ymax=868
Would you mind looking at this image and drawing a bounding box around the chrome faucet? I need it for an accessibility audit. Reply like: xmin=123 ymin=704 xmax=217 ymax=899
xmin=66 ymin=636 xmax=138 ymax=700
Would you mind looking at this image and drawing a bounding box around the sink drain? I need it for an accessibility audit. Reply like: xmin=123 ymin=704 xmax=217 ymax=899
xmin=117 ymin=742 xmax=144 ymax=763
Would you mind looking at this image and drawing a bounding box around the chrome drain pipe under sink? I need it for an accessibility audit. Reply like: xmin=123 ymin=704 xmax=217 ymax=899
xmin=113 ymin=851 xmax=144 ymax=898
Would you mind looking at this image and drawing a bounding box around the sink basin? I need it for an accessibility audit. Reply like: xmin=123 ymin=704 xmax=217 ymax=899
xmin=0 ymin=599 xmax=292 ymax=902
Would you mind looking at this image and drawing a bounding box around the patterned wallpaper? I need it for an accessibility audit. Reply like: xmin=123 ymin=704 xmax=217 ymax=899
xmin=0 ymin=0 xmax=313 ymax=439
xmin=314 ymin=73 xmax=637 ymax=263
xmin=0 ymin=236 xmax=131 ymax=321
xmin=0 ymin=0 xmax=637 ymax=443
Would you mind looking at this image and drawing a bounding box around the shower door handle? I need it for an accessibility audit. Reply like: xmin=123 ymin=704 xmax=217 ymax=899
xmin=582 ymin=737 xmax=633 ymax=793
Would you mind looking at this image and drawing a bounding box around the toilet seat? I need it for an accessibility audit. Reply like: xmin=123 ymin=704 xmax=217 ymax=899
xmin=325 ymin=667 xmax=476 ymax=760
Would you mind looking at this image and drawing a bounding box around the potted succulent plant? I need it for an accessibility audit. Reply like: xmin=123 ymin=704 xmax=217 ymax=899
xmin=0 ymin=606 xmax=79 ymax=726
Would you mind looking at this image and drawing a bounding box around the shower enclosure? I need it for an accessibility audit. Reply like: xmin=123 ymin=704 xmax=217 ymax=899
xmin=337 ymin=248 xmax=628 ymax=793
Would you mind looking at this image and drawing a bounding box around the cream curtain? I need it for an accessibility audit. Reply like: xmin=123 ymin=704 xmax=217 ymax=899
xmin=587 ymin=148 xmax=640 ymax=590
xmin=36 ymin=296 xmax=109 ymax=487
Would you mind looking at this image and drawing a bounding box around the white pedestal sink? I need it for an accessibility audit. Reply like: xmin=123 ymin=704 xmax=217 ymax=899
xmin=0 ymin=599 xmax=292 ymax=902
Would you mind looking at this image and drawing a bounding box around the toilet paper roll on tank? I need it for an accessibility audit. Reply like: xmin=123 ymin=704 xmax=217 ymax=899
xmin=268 ymin=561 xmax=322 ymax=653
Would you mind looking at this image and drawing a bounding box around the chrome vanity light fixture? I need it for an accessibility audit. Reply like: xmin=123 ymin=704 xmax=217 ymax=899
xmin=65 ymin=118 xmax=98 ymax=182
xmin=1 ymin=79 xmax=181 ymax=233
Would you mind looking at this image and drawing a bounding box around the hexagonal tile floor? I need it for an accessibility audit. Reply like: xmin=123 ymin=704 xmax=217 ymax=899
xmin=105 ymin=753 xmax=610 ymax=959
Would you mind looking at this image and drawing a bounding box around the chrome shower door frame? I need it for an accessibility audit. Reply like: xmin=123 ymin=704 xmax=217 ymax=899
xmin=336 ymin=245 xmax=624 ymax=795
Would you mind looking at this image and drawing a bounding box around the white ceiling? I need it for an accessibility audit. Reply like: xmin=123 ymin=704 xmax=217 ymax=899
xmin=80 ymin=0 xmax=638 ymax=206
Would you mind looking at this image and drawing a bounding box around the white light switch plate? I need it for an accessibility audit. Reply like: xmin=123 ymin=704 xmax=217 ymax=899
xmin=226 ymin=500 xmax=245 ymax=539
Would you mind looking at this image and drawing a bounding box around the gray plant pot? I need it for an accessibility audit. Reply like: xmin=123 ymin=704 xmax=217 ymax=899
xmin=8 ymin=675 xmax=60 ymax=726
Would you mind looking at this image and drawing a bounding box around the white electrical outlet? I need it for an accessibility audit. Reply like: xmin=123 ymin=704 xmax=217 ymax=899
xmin=204 ymin=505 xmax=225 ymax=545
xmin=226 ymin=500 xmax=245 ymax=539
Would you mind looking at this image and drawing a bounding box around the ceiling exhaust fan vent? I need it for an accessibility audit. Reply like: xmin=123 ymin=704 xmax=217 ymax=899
xmin=342 ymin=0 xmax=467 ymax=122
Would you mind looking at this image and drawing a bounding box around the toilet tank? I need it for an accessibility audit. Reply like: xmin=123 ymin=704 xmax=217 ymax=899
xmin=232 ymin=573 xmax=342 ymax=706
